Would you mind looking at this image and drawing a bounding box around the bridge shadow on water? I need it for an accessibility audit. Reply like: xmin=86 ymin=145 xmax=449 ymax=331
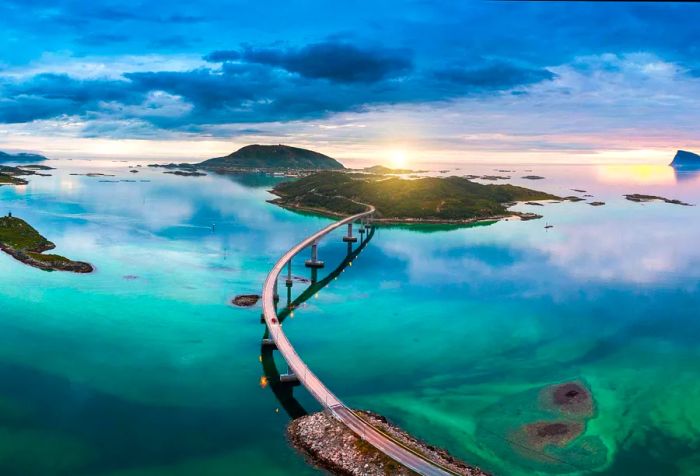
xmin=259 ymin=226 xmax=376 ymax=419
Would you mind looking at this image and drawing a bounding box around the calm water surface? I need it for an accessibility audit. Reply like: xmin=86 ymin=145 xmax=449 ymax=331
xmin=0 ymin=161 xmax=698 ymax=475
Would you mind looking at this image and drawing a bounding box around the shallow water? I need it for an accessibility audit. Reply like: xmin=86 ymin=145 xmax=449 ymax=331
xmin=0 ymin=161 xmax=698 ymax=475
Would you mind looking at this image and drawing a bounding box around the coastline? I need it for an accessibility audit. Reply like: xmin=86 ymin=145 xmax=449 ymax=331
xmin=288 ymin=410 xmax=489 ymax=476
xmin=0 ymin=242 xmax=94 ymax=273
xmin=268 ymin=196 xmax=542 ymax=226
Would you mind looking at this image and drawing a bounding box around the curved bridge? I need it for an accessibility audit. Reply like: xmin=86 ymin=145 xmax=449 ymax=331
xmin=261 ymin=207 xmax=458 ymax=476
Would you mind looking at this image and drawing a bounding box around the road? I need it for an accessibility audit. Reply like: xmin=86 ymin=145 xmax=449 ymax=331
xmin=261 ymin=206 xmax=459 ymax=476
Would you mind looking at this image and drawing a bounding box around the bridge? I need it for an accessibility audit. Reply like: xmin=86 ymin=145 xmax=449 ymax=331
xmin=261 ymin=206 xmax=460 ymax=476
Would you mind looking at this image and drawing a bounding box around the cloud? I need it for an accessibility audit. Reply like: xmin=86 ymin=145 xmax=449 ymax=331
xmin=238 ymin=41 xmax=413 ymax=83
xmin=434 ymin=62 xmax=555 ymax=90
xmin=203 ymin=50 xmax=241 ymax=62
xmin=0 ymin=73 xmax=139 ymax=123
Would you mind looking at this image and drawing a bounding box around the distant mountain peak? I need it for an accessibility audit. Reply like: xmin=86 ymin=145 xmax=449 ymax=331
xmin=671 ymin=150 xmax=700 ymax=167
xmin=199 ymin=144 xmax=344 ymax=170
xmin=0 ymin=151 xmax=49 ymax=163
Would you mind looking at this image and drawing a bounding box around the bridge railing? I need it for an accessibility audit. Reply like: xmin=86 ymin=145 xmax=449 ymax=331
xmin=261 ymin=206 xmax=375 ymax=412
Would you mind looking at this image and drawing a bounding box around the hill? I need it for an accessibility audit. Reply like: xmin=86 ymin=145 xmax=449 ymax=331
xmin=199 ymin=145 xmax=344 ymax=170
xmin=270 ymin=172 xmax=558 ymax=223
xmin=0 ymin=151 xmax=48 ymax=163
xmin=670 ymin=150 xmax=700 ymax=167
xmin=0 ymin=215 xmax=93 ymax=273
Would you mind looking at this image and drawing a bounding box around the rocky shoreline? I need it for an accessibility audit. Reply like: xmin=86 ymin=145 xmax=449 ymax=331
xmin=0 ymin=216 xmax=94 ymax=273
xmin=288 ymin=411 xmax=489 ymax=476
xmin=269 ymin=200 xmax=542 ymax=226
xmin=0 ymin=243 xmax=94 ymax=273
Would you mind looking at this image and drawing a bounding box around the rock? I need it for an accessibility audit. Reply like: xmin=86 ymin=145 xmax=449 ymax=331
xmin=287 ymin=411 xmax=489 ymax=476
xmin=542 ymin=381 xmax=594 ymax=417
xmin=670 ymin=149 xmax=700 ymax=167
xmin=589 ymin=201 xmax=605 ymax=206
xmin=164 ymin=170 xmax=207 ymax=177
xmin=516 ymin=421 xmax=584 ymax=450
xmin=624 ymin=194 xmax=692 ymax=206
xmin=232 ymin=294 xmax=261 ymax=307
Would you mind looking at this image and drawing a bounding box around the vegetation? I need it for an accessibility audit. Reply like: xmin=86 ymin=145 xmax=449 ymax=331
xmin=0 ymin=174 xmax=28 ymax=185
xmin=362 ymin=165 xmax=418 ymax=174
xmin=199 ymin=144 xmax=345 ymax=170
xmin=0 ymin=216 xmax=93 ymax=272
xmin=0 ymin=216 xmax=54 ymax=250
xmin=271 ymin=172 xmax=558 ymax=222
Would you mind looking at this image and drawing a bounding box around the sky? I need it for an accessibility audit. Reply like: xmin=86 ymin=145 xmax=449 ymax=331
xmin=1 ymin=0 xmax=700 ymax=165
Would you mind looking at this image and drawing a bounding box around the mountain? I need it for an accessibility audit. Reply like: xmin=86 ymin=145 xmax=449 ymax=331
xmin=199 ymin=144 xmax=344 ymax=170
xmin=670 ymin=150 xmax=700 ymax=167
xmin=0 ymin=151 xmax=49 ymax=163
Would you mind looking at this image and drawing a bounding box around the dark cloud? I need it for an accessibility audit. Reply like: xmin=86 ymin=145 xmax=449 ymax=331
xmin=434 ymin=63 xmax=555 ymax=90
xmin=239 ymin=41 xmax=412 ymax=83
xmin=203 ymin=50 xmax=241 ymax=62
xmin=0 ymin=50 xmax=559 ymax=128
xmin=0 ymin=74 xmax=140 ymax=123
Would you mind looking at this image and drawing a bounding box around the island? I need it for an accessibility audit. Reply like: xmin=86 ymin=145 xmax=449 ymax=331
xmin=231 ymin=294 xmax=260 ymax=307
xmin=0 ymin=151 xmax=49 ymax=164
xmin=164 ymin=170 xmax=207 ymax=177
xmin=670 ymin=149 xmax=700 ymax=167
xmin=0 ymin=164 xmax=51 ymax=185
xmin=360 ymin=165 xmax=421 ymax=175
xmin=0 ymin=215 xmax=93 ymax=273
xmin=198 ymin=144 xmax=345 ymax=171
xmin=624 ymin=194 xmax=692 ymax=206
xmin=270 ymin=172 xmax=559 ymax=224
xmin=0 ymin=172 xmax=28 ymax=186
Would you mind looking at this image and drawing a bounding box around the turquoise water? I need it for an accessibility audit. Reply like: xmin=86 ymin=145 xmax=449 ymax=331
xmin=0 ymin=162 xmax=698 ymax=475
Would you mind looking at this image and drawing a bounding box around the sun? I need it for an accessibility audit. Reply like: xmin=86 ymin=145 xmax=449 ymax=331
xmin=389 ymin=150 xmax=407 ymax=168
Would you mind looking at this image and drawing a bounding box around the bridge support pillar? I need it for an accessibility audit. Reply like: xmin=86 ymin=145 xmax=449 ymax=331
xmin=261 ymin=338 xmax=277 ymax=350
xmin=342 ymin=222 xmax=358 ymax=243
xmin=273 ymin=278 xmax=279 ymax=303
xmin=285 ymin=260 xmax=293 ymax=287
xmin=305 ymin=241 xmax=325 ymax=268
xmin=280 ymin=372 xmax=300 ymax=386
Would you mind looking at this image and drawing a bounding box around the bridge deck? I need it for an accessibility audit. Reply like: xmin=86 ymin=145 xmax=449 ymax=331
xmin=261 ymin=207 xmax=457 ymax=476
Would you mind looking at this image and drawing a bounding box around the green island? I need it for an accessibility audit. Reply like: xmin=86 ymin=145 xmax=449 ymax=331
xmin=0 ymin=173 xmax=28 ymax=186
xmin=359 ymin=165 xmax=424 ymax=175
xmin=0 ymin=164 xmax=54 ymax=186
xmin=270 ymin=172 xmax=559 ymax=224
xmin=0 ymin=215 xmax=93 ymax=273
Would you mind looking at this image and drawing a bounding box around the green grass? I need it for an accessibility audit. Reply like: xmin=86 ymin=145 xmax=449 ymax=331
xmin=27 ymin=252 xmax=70 ymax=263
xmin=0 ymin=173 xmax=28 ymax=185
xmin=0 ymin=216 xmax=54 ymax=251
xmin=273 ymin=172 xmax=559 ymax=221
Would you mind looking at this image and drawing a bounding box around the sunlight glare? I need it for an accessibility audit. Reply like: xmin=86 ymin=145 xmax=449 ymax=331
xmin=390 ymin=150 xmax=407 ymax=168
